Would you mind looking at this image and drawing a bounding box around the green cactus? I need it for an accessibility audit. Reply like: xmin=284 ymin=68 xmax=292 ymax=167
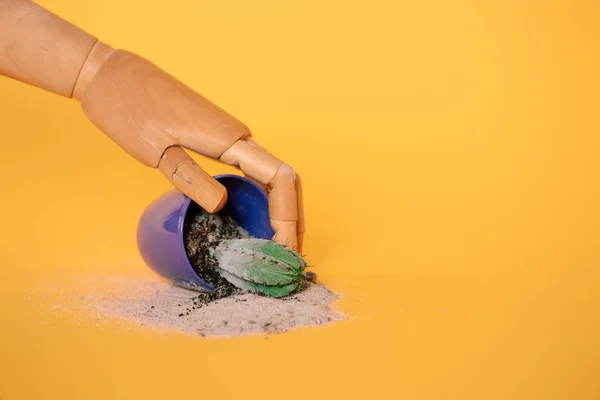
xmin=211 ymin=238 xmax=307 ymax=298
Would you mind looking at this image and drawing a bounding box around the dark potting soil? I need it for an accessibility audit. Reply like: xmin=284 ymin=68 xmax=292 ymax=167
xmin=183 ymin=202 xmax=251 ymax=306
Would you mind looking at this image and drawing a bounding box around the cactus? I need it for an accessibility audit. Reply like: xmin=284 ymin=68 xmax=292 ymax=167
xmin=211 ymin=238 xmax=307 ymax=298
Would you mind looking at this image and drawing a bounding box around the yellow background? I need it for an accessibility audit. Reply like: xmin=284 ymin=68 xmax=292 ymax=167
xmin=1 ymin=0 xmax=599 ymax=398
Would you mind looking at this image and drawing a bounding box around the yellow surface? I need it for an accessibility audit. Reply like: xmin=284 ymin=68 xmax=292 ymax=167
xmin=1 ymin=0 xmax=599 ymax=398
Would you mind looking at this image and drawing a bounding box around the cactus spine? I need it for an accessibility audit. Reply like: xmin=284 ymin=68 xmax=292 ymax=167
xmin=212 ymin=238 xmax=307 ymax=298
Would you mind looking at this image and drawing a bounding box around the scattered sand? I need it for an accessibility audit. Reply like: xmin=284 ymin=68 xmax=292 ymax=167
xmin=53 ymin=273 xmax=346 ymax=337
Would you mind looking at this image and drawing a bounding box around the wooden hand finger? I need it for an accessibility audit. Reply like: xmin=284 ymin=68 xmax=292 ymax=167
xmin=268 ymin=164 xmax=299 ymax=250
xmin=158 ymin=146 xmax=227 ymax=213
xmin=295 ymin=173 xmax=305 ymax=253
xmin=219 ymin=139 xmax=302 ymax=251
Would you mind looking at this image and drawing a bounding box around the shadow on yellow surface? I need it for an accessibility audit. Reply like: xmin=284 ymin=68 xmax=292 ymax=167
xmin=1 ymin=0 xmax=599 ymax=399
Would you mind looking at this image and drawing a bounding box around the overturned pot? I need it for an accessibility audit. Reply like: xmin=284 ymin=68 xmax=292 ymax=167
xmin=136 ymin=174 xmax=275 ymax=292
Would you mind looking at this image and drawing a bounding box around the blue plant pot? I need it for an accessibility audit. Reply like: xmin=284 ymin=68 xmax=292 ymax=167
xmin=136 ymin=174 xmax=275 ymax=291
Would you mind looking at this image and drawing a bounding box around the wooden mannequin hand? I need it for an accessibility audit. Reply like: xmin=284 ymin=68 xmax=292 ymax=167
xmin=0 ymin=0 xmax=305 ymax=251
xmin=74 ymin=44 xmax=305 ymax=251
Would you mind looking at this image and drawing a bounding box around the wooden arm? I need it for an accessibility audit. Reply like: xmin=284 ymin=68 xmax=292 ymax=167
xmin=0 ymin=0 xmax=237 ymax=213
xmin=0 ymin=0 xmax=305 ymax=249
xmin=0 ymin=0 xmax=97 ymax=97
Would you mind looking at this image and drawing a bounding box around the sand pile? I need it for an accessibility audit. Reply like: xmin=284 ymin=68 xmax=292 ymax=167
xmin=53 ymin=273 xmax=345 ymax=337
